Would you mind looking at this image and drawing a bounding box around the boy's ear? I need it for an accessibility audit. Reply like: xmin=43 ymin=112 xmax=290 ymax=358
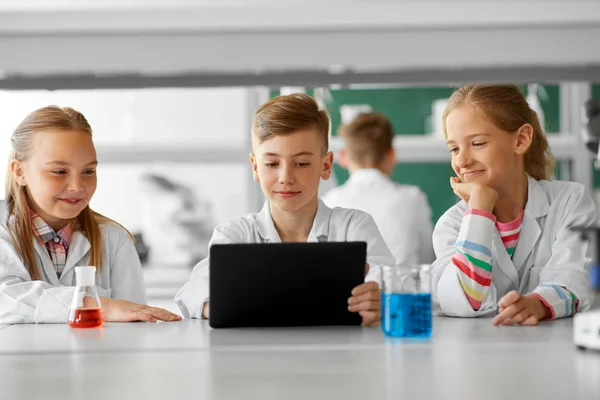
xmin=10 ymin=160 xmax=26 ymax=186
xmin=514 ymin=123 xmax=533 ymax=155
xmin=249 ymin=153 xmax=260 ymax=182
xmin=338 ymin=149 xmax=349 ymax=169
xmin=321 ymin=151 xmax=334 ymax=180
xmin=387 ymin=148 xmax=396 ymax=164
xmin=383 ymin=148 xmax=396 ymax=174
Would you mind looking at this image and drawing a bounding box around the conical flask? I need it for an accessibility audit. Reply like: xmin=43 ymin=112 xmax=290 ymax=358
xmin=68 ymin=266 xmax=104 ymax=328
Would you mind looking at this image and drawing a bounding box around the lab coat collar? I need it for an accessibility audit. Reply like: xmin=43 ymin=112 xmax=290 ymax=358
xmin=524 ymin=175 xmax=550 ymax=218
xmin=255 ymin=198 xmax=331 ymax=243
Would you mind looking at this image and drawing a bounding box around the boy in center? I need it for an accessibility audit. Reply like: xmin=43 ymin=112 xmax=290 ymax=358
xmin=175 ymin=93 xmax=395 ymax=325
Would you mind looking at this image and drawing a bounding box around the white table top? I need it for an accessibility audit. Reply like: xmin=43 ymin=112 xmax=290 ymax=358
xmin=0 ymin=318 xmax=599 ymax=400
xmin=0 ymin=317 xmax=574 ymax=354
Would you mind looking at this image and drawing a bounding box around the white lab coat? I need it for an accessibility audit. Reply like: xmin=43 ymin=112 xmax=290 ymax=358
xmin=432 ymin=176 xmax=596 ymax=317
xmin=0 ymin=221 xmax=147 ymax=324
xmin=175 ymin=199 xmax=395 ymax=319
xmin=322 ymin=169 xmax=434 ymax=266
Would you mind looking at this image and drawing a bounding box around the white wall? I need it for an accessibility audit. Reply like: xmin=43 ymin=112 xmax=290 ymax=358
xmin=0 ymin=87 xmax=252 ymax=233
xmin=130 ymin=88 xmax=248 ymax=146
xmin=0 ymin=88 xmax=248 ymax=146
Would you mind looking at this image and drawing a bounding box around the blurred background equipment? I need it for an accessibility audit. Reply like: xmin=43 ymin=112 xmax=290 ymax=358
xmin=132 ymin=232 xmax=150 ymax=265
xmin=139 ymin=173 xmax=214 ymax=268
xmin=573 ymin=98 xmax=600 ymax=351
xmin=583 ymin=99 xmax=600 ymax=161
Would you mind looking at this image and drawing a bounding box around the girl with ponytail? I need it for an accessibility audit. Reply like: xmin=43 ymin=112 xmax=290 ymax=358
xmin=431 ymin=85 xmax=596 ymax=326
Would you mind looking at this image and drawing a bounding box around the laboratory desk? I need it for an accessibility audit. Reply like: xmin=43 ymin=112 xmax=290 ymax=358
xmin=0 ymin=317 xmax=598 ymax=400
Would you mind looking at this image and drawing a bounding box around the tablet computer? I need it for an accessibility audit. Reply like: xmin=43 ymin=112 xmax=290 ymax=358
xmin=209 ymin=242 xmax=367 ymax=328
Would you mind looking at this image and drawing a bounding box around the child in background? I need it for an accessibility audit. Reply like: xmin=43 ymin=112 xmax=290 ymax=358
xmin=432 ymin=84 xmax=595 ymax=325
xmin=0 ymin=106 xmax=181 ymax=324
xmin=176 ymin=94 xmax=395 ymax=325
xmin=323 ymin=112 xmax=434 ymax=266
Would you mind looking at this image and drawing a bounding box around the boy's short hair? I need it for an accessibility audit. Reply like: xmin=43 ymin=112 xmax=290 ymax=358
xmin=339 ymin=112 xmax=394 ymax=167
xmin=252 ymin=93 xmax=330 ymax=153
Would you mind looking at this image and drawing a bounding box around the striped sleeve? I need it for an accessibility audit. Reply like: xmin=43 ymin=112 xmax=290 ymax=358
xmin=451 ymin=208 xmax=496 ymax=310
xmin=531 ymin=284 xmax=579 ymax=319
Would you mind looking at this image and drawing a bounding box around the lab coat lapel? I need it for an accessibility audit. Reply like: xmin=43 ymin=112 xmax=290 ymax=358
xmin=492 ymin=231 xmax=519 ymax=291
xmin=61 ymin=231 xmax=91 ymax=276
xmin=256 ymin=201 xmax=282 ymax=243
xmin=33 ymin=240 xmax=60 ymax=285
xmin=511 ymin=212 xmax=542 ymax=273
xmin=307 ymin=200 xmax=331 ymax=243
xmin=511 ymin=177 xmax=548 ymax=273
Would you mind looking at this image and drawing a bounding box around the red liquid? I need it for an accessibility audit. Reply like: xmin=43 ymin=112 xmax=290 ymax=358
xmin=68 ymin=308 xmax=104 ymax=328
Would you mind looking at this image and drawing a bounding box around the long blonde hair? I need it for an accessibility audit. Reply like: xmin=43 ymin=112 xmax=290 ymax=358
xmin=442 ymin=84 xmax=555 ymax=180
xmin=5 ymin=106 xmax=124 ymax=280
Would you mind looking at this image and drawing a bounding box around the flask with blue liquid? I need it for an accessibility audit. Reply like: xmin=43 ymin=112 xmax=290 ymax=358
xmin=381 ymin=264 xmax=432 ymax=338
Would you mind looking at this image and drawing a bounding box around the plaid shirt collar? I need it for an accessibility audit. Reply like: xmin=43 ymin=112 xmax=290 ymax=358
xmin=29 ymin=210 xmax=73 ymax=248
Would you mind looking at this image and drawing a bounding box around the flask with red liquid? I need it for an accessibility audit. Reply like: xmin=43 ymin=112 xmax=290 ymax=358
xmin=68 ymin=266 xmax=104 ymax=328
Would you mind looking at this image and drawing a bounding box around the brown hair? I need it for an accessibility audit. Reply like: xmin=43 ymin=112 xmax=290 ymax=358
xmin=5 ymin=106 xmax=128 ymax=280
xmin=251 ymin=93 xmax=330 ymax=153
xmin=443 ymin=84 xmax=555 ymax=180
xmin=339 ymin=112 xmax=394 ymax=167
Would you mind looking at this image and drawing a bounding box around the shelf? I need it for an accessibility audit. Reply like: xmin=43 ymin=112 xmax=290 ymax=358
xmin=2 ymin=3 xmax=599 ymax=34
xmin=95 ymin=135 xmax=576 ymax=164
xmin=329 ymin=135 xmax=577 ymax=163
xmin=96 ymin=143 xmax=248 ymax=164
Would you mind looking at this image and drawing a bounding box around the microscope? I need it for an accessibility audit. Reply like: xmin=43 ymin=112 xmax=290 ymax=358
xmin=573 ymin=99 xmax=600 ymax=351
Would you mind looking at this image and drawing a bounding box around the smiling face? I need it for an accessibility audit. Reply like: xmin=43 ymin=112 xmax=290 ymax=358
xmin=445 ymin=105 xmax=530 ymax=191
xmin=250 ymin=128 xmax=333 ymax=214
xmin=12 ymin=129 xmax=98 ymax=231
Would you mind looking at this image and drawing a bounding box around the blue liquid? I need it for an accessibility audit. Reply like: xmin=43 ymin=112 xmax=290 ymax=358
xmin=382 ymin=293 xmax=432 ymax=338
xmin=590 ymin=264 xmax=600 ymax=290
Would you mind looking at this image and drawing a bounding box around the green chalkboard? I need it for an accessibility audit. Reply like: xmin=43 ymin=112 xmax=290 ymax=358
xmin=327 ymin=85 xmax=560 ymax=223
xmin=328 ymin=87 xmax=455 ymax=135
xmin=332 ymin=163 xmax=458 ymax=223
xmin=593 ymin=84 xmax=600 ymax=100
xmin=325 ymin=85 xmax=560 ymax=137
xmin=270 ymin=85 xmax=561 ymax=223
